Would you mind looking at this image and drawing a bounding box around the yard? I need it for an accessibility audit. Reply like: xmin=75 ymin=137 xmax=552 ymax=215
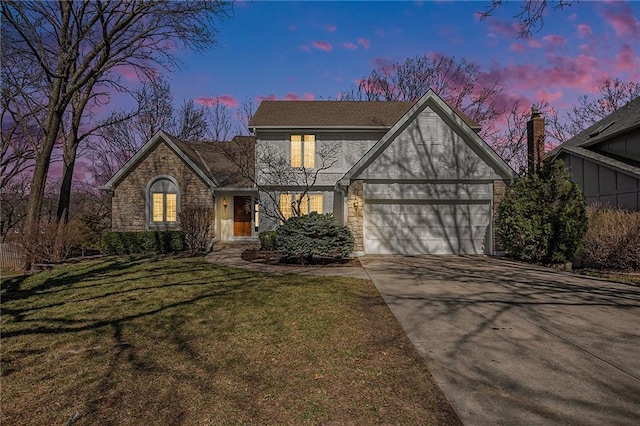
xmin=1 ymin=256 xmax=459 ymax=425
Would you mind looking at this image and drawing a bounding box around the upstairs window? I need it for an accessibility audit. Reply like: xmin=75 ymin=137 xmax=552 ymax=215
xmin=148 ymin=177 xmax=179 ymax=224
xmin=279 ymin=193 xmax=323 ymax=220
xmin=291 ymin=134 xmax=315 ymax=168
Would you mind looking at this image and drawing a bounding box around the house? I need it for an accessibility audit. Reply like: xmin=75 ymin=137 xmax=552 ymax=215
xmin=104 ymin=90 xmax=518 ymax=254
xmin=102 ymin=132 xmax=259 ymax=242
xmin=249 ymin=90 xmax=517 ymax=255
xmin=548 ymin=97 xmax=640 ymax=210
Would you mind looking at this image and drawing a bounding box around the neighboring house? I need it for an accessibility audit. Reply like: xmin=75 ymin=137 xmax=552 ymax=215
xmin=105 ymin=90 xmax=518 ymax=254
xmin=548 ymin=97 xmax=640 ymax=210
xmin=249 ymin=90 xmax=517 ymax=255
xmin=103 ymin=132 xmax=258 ymax=242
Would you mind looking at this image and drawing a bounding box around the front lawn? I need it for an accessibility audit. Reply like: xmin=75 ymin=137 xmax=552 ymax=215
xmin=1 ymin=256 xmax=459 ymax=425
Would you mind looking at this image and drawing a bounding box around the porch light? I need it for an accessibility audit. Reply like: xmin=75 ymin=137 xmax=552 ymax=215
xmin=353 ymin=197 xmax=360 ymax=213
xmin=222 ymin=197 xmax=228 ymax=210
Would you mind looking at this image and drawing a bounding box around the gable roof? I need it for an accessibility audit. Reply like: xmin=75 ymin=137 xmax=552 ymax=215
xmin=549 ymin=97 xmax=640 ymax=177
xmin=249 ymin=100 xmax=481 ymax=130
xmin=102 ymin=130 xmax=255 ymax=190
xmin=339 ymin=90 xmax=517 ymax=185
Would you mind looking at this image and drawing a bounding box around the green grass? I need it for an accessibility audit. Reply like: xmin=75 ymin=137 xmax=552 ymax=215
xmin=1 ymin=256 xmax=460 ymax=425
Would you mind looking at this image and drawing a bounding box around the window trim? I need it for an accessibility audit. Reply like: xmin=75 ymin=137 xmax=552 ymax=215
xmin=290 ymin=134 xmax=316 ymax=168
xmin=145 ymin=175 xmax=181 ymax=229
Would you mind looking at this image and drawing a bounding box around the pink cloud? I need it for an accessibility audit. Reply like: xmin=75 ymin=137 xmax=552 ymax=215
xmin=372 ymin=57 xmax=393 ymax=68
xmin=543 ymin=34 xmax=566 ymax=45
xmin=616 ymin=44 xmax=638 ymax=76
xmin=287 ymin=24 xmax=297 ymax=31
xmin=312 ymin=41 xmax=333 ymax=52
xmin=357 ymin=38 xmax=370 ymax=49
xmin=257 ymin=94 xmax=278 ymax=102
xmin=326 ymin=24 xmax=337 ymax=32
xmin=577 ymin=24 xmax=593 ymax=38
xmin=299 ymin=44 xmax=311 ymax=52
xmin=194 ymin=95 xmax=238 ymax=108
xmin=342 ymin=42 xmax=357 ymax=50
xmin=535 ymin=89 xmax=564 ymax=103
xmin=601 ymin=4 xmax=640 ymax=38
xmin=528 ymin=39 xmax=544 ymax=48
xmin=486 ymin=18 xmax=526 ymax=37
xmin=510 ymin=43 xmax=526 ymax=52
xmin=283 ymin=92 xmax=315 ymax=101
xmin=113 ymin=65 xmax=139 ymax=82
xmin=568 ymin=13 xmax=577 ymax=21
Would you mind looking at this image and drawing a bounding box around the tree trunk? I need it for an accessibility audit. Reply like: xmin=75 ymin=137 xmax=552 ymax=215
xmin=56 ymin=139 xmax=79 ymax=223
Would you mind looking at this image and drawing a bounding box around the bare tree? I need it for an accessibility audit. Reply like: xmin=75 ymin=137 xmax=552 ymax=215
xmin=548 ymin=78 xmax=640 ymax=143
xmin=235 ymin=98 xmax=257 ymax=135
xmin=341 ymin=55 xmax=502 ymax=138
xmin=2 ymin=0 xmax=231 ymax=269
xmin=175 ymin=99 xmax=210 ymax=141
xmin=223 ymin=137 xmax=341 ymax=224
xmin=209 ymin=101 xmax=233 ymax=141
xmin=478 ymin=0 xmax=577 ymax=38
xmin=89 ymin=76 xmax=210 ymax=186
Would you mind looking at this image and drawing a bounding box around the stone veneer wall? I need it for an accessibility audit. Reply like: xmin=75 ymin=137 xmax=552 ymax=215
xmin=493 ymin=179 xmax=507 ymax=253
xmin=111 ymin=140 xmax=215 ymax=236
xmin=346 ymin=180 xmax=364 ymax=252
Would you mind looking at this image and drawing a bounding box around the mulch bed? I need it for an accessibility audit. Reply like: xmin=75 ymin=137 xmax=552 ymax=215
xmin=241 ymin=248 xmax=361 ymax=267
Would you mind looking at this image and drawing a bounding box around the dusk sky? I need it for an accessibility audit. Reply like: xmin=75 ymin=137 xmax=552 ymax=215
xmin=71 ymin=0 xmax=640 ymax=181
xmin=158 ymin=0 xmax=640 ymax=119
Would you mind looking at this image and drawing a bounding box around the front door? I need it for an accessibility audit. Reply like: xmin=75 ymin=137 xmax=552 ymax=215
xmin=233 ymin=196 xmax=252 ymax=237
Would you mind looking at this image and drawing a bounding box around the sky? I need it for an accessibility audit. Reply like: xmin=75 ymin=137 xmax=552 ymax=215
xmin=71 ymin=0 xmax=640 ymax=182
xmin=156 ymin=0 xmax=640 ymax=119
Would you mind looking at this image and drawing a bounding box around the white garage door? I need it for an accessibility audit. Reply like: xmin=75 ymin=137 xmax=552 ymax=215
xmin=364 ymin=202 xmax=490 ymax=255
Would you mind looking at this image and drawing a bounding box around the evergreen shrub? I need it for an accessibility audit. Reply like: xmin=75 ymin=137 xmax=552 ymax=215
xmin=276 ymin=212 xmax=354 ymax=262
xmin=259 ymin=230 xmax=277 ymax=251
xmin=496 ymin=160 xmax=587 ymax=264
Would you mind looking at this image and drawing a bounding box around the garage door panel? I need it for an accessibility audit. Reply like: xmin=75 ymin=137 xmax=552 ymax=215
xmin=364 ymin=201 xmax=490 ymax=255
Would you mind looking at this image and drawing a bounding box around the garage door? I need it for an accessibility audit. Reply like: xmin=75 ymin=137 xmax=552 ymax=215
xmin=364 ymin=201 xmax=490 ymax=255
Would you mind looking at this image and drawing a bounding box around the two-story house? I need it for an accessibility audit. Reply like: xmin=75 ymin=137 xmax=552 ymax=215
xmin=105 ymin=90 xmax=517 ymax=255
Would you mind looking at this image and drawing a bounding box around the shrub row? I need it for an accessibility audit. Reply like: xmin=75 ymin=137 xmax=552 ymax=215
xmin=101 ymin=231 xmax=184 ymax=255
xmin=576 ymin=205 xmax=640 ymax=271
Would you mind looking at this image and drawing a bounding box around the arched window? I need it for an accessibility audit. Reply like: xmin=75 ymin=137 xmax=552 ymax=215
xmin=147 ymin=176 xmax=179 ymax=226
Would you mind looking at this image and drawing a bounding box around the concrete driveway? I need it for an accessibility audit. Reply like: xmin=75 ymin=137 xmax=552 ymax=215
xmin=360 ymin=255 xmax=640 ymax=425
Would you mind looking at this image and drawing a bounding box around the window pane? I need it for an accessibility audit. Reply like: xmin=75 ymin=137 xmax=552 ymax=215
xmin=291 ymin=135 xmax=302 ymax=168
xmin=255 ymin=203 xmax=260 ymax=228
xmin=152 ymin=193 xmax=164 ymax=222
xmin=166 ymin=193 xmax=177 ymax=222
xmin=279 ymin=193 xmax=292 ymax=220
xmin=304 ymin=135 xmax=315 ymax=168
xmin=309 ymin=194 xmax=323 ymax=213
xmin=300 ymin=195 xmax=309 ymax=215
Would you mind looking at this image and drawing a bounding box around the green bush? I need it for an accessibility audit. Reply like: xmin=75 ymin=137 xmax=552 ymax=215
xmin=101 ymin=231 xmax=184 ymax=255
xmin=276 ymin=212 xmax=354 ymax=262
xmin=259 ymin=230 xmax=278 ymax=251
xmin=496 ymin=160 xmax=587 ymax=264
xmin=577 ymin=205 xmax=640 ymax=271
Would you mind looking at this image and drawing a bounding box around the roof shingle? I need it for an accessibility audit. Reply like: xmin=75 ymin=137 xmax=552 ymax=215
xmin=249 ymin=100 xmax=480 ymax=129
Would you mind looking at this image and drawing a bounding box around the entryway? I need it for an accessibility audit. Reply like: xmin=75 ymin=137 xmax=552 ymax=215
xmin=233 ymin=196 xmax=252 ymax=237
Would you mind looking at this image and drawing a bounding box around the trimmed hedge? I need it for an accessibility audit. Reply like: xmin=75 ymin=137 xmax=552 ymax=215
xmin=276 ymin=212 xmax=354 ymax=262
xmin=101 ymin=231 xmax=184 ymax=255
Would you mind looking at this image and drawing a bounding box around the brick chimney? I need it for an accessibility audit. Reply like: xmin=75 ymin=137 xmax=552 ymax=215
xmin=527 ymin=105 xmax=545 ymax=174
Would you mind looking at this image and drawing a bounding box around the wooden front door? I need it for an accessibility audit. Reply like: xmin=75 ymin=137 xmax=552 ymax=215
xmin=233 ymin=196 xmax=253 ymax=237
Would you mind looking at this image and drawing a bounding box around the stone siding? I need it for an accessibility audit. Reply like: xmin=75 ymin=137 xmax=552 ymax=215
xmin=346 ymin=180 xmax=364 ymax=252
xmin=493 ymin=179 xmax=507 ymax=253
xmin=112 ymin=140 xmax=215 ymax=236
